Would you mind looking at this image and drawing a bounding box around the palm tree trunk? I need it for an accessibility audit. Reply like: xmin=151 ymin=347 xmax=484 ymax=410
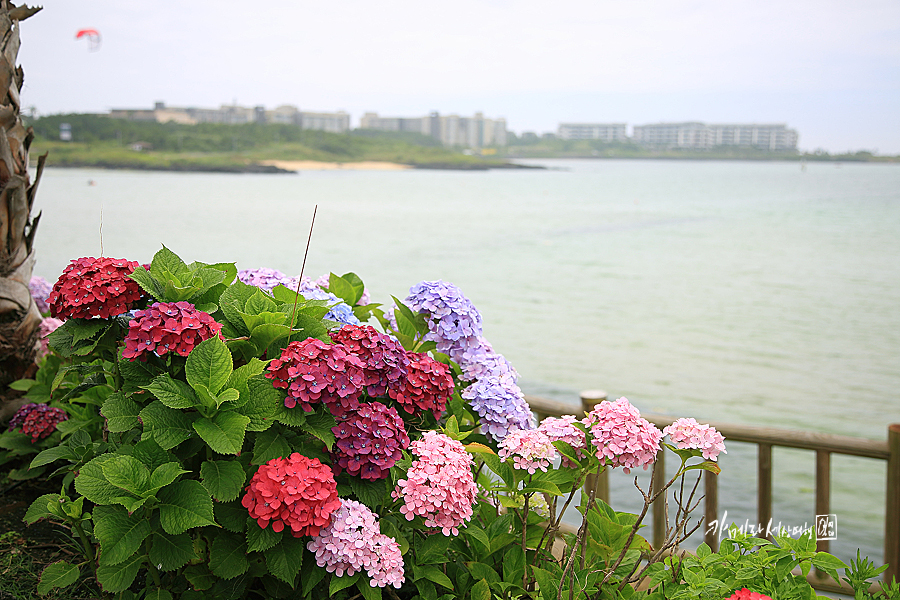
xmin=0 ymin=1 xmax=44 ymax=400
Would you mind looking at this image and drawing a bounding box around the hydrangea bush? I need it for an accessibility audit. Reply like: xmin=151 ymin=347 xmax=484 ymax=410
xmin=9 ymin=246 xmax=894 ymax=600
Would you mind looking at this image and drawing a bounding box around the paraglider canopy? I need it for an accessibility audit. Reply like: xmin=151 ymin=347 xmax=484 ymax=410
xmin=75 ymin=28 xmax=101 ymax=51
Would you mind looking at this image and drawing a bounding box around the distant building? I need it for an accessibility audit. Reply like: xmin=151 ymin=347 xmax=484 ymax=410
xmin=633 ymin=122 xmax=798 ymax=151
xmin=558 ymin=123 xmax=627 ymax=142
xmin=108 ymin=102 xmax=350 ymax=133
xmin=359 ymin=111 xmax=507 ymax=148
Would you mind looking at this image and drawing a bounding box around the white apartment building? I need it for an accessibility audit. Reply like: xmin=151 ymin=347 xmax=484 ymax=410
xmin=359 ymin=111 xmax=507 ymax=148
xmin=557 ymin=123 xmax=627 ymax=142
xmin=633 ymin=122 xmax=798 ymax=151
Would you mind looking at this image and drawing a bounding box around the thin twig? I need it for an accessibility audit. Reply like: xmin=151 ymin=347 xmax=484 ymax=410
xmin=290 ymin=204 xmax=318 ymax=332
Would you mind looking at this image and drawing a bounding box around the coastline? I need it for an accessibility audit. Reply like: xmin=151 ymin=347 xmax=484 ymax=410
xmin=258 ymin=159 xmax=412 ymax=171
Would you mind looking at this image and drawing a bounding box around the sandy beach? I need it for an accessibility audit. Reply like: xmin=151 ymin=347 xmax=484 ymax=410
xmin=259 ymin=160 xmax=412 ymax=171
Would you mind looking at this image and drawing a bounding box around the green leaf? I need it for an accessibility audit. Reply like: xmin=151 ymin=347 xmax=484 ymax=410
xmin=118 ymin=353 xmax=159 ymax=387
xmin=226 ymin=358 xmax=266 ymax=393
xmin=147 ymin=462 xmax=187 ymax=495
xmin=357 ymin=580 xmax=382 ymax=600
xmin=300 ymin=550 xmax=328 ymax=595
xmin=214 ymin=500 xmax=247 ymax=533
xmin=93 ymin=505 xmax=152 ymax=566
xmin=129 ymin=266 xmax=166 ymax=301
xmin=193 ymin=412 xmax=250 ymax=455
xmin=302 ymin=408 xmax=336 ymax=450
xmin=238 ymin=376 xmax=280 ymax=431
xmin=415 ymin=565 xmax=454 ymax=590
xmin=252 ymin=429 xmax=294 ymax=465
xmin=531 ymin=566 xmax=557 ymax=600
xmin=185 ymin=336 xmax=233 ymax=395
xmin=145 ymin=590 xmax=174 ymax=600
xmin=101 ymin=392 xmax=143 ymax=433
xmin=37 ymin=561 xmax=80 ymax=595
xmin=75 ymin=455 xmax=129 ymax=505
xmin=215 ymin=387 xmax=240 ymax=409
xmin=200 ymin=460 xmax=246 ymax=502
xmin=415 ymin=533 xmax=451 ymax=564
xmin=219 ymin=280 xmax=258 ymax=336
xmin=67 ymin=318 xmax=113 ymax=344
xmin=503 ymin=545 xmax=525 ymax=583
xmin=521 ymin=480 xmax=562 ymax=496
xmin=470 ymin=578 xmax=491 ymax=600
xmin=183 ymin=565 xmax=216 ymax=591
xmin=24 ymin=493 xmax=60 ymax=524
xmin=350 ymin=478 xmax=389 ymax=510
xmin=266 ymin=535 xmax=306 ymax=585
xmin=157 ymin=480 xmax=217 ymax=535
xmin=140 ymin=401 xmax=196 ymax=449
xmin=330 ymin=573 xmax=360 ymax=595
xmin=30 ymin=445 xmax=77 ymax=469
xmin=209 ymin=532 xmax=249 ymax=580
xmin=144 ymin=374 xmax=199 ymax=409
xmin=248 ymin=322 xmax=292 ymax=350
xmin=462 ymin=523 xmax=491 ymax=553
xmin=96 ymin=552 xmax=144 ymax=593
xmin=246 ymin=517 xmax=282 ymax=553
xmin=151 ymin=245 xmax=190 ymax=278
xmin=132 ymin=438 xmax=175 ymax=471
xmin=683 ymin=460 xmax=722 ymax=475
xmin=102 ymin=454 xmax=150 ymax=496
xmin=328 ymin=273 xmax=360 ymax=306
xmin=149 ymin=532 xmax=197 ymax=571
xmin=9 ymin=378 xmax=35 ymax=391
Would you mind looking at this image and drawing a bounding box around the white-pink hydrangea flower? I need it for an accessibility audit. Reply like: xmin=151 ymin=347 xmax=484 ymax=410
xmin=392 ymin=431 xmax=477 ymax=536
xmin=37 ymin=317 xmax=64 ymax=358
xmin=498 ymin=428 xmax=556 ymax=474
xmin=584 ymin=397 xmax=663 ymax=474
xmin=306 ymin=499 xmax=405 ymax=588
xmin=538 ymin=415 xmax=587 ymax=468
xmin=663 ymin=417 xmax=727 ymax=461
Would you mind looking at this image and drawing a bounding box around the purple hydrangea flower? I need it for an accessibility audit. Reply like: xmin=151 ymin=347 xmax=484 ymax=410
xmin=29 ymin=276 xmax=52 ymax=314
xmin=239 ymin=270 xmax=361 ymax=326
xmin=404 ymin=280 xmax=483 ymax=360
xmin=237 ymin=268 xmax=294 ymax=291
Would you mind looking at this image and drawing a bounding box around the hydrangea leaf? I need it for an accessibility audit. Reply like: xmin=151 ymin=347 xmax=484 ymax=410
xmin=214 ymin=500 xmax=248 ymax=533
xmin=93 ymin=505 xmax=152 ymax=566
xmin=145 ymin=589 xmax=174 ymax=600
xmin=330 ymin=573 xmax=361 ymax=595
xmin=503 ymin=545 xmax=525 ymax=584
xmin=29 ymin=444 xmax=78 ymax=469
xmin=356 ymin=580 xmax=382 ymax=600
xmin=470 ymin=578 xmax=491 ymax=600
xmin=96 ymin=552 xmax=144 ymax=593
xmin=301 ymin=409 xmax=336 ymax=451
xmin=219 ymin=280 xmax=258 ymax=337
xmin=146 ymin=462 xmax=188 ymax=496
xmin=245 ymin=289 xmax=277 ymax=315
xmin=251 ymin=429 xmax=293 ymax=465
xmin=37 ymin=561 xmax=80 ymax=595
xmin=200 ymin=460 xmax=246 ymax=502
xmin=209 ymin=532 xmax=249 ymax=580
xmin=157 ymin=480 xmax=217 ymax=535
xmin=117 ymin=352 xmax=160 ymax=387
xmin=328 ymin=273 xmax=360 ymax=306
xmin=225 ymin=358 xmax=266 ymax=395
xmin=266 ymin=535 xmax=306 ymax=585
xmin=349 ymin=477 xmax=388 ymax=511
xmin=132 ymin=438 xmax=176 ymax=472
xmin=413 ymin=565 xmax=454 ymax=590
xmin=100 ymin=392 xmax=142 ymax=433
xmin=129 ymin=266 xmax=166 ymax=302
xmin=246 ymin=517 xmax=282 ymax=553
xmin=102 ymin=454 xmax=151 ymax=496
xmin=144 ymin=374 xmax=199 ymax=410
xmin=75 ymin=455 xmax=129 ymax=505
xmin=149 ymin=531 xmax=197 ymax=571
xmin=193 ymin=412 xmax=250 ymax=455
xmin=414 ymin=531 xmax=451 ymax=565
xmin=238 ymin=376 xmax=281 ymax=432
xmin=248 ymin=322 xmax=292 ymax=351
xmin=66 ymin=318 xmax=113 ymax=344
xmin=24 ymin=493 xmax=61 ymax=524
xmin=185 ymin=336 xmax=233 ymax=395
xmin=273 ymin=403 xmax=308 ymax=428
xmin=215 ymin=387 xmax=240 ymax=409
xmin=140 ymin=401 xmax=196 ymax=450
xmin=150 ymin=245 xmax=190 ymax=278
xmin=300 ymin=552 xmax=328 ymax=595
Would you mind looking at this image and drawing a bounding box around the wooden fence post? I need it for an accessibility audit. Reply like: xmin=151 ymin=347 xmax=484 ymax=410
xmin=758 ymin=443 xmax=773 ymax=539
xmin=581 ymin=390 xmax=608 ymax=503
xmin=885 ymin=424 xmax=900 ymax=583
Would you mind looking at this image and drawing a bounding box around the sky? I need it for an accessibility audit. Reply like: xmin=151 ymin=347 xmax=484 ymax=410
xmin=16 ymin=0 xmax=900 ymax=154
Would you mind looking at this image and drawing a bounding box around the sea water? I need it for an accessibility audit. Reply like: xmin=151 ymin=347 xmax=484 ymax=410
xmin=32 ymin=159 xmax=900 ymax=561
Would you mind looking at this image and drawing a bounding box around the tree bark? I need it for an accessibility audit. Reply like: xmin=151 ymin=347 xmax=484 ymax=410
xmin=0 ymin=1 xmax=44 ymax=399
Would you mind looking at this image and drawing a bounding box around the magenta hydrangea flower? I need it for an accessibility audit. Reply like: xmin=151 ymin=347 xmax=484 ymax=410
xmin=37 ymin=317 xmax=64 ymax=359
xmin=329 ymin=325 xmax=408 ymax=397
xmin=241 ymin=453 xmax=341 ymax=537
xmin=48 ymin=256 xmax=144 ymax=320
xmin=387 ymin=351 xmax=454 ymax=419
xmin=8 ymin=403 xmax=68 ymax=442
xmin=538 ymin=415 xmax=588 ymax=468
xmin=307 ymin=499 xmax=405 ymax=588
xmin=584 ymin=397 xmax=663 ymax=474
xmin=498 ymin=429 xmax=556 ymax=474
xmin=663 ymin=417 xmax=727 ymax=461
xmin=392 ymin=431 xmax=477 ymax=535
xmin=265 ymin=338 xmax=366 ymax=416
xmin=29 ymin=276 xmax=52 ymax=314
xmin=122 ymin=301 xmax=222 ymax=361
xmin=332 ymin=402 xmax=410 ymax=480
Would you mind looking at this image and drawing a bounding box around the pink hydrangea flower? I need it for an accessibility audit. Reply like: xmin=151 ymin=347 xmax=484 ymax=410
xmin=728 ymin=589 xmax=772 ymax=600
xmin=392 ymin=431 xmax=477 ymax=535
xmin=538 ymin=415 xmax=587 ymax=468
xmin=37 ymin=317 xmax=64 ymax=359
xmin=122 ymin=301 xmax=223 ymax=361
xmin=584 ymin=397 xmax=663 ymax=474
xmin=498 ymin=428 xmax=556 ymax=474
xmin=329 ymin=325 xmax=408 ymax=398
xmin=388 ymin=351 xmax=454 ymax=419
xmin=8 ymin=403 xmax=68 ymax=442
xmin=307 ymin=499 xmax=405 ymax=588
xmin=48 ymin=256 xmax=143 ymax=320
xmin=663 ymin=417 xmax=727 ymax=461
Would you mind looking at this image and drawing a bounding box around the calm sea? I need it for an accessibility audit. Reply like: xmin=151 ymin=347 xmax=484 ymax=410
xmin=32 ymin=159 xmax=900 ymax=561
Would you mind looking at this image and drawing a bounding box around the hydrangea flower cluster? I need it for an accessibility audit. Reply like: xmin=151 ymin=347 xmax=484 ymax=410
xmin=237 ymin=267 xmax=293 ymax=291
xmin=392 ymin=431 xmax=478 ymax=535
xmin=122 ymin=301 xmax=223 ymax=360
xmin=585 ymin=397 xmax=663 ymax=474
xmin=238 ymin=269 xmax=361 ymax=326
xmin=265 ymin=338 xmax=366 ymax=416
xmin=301 ymin=286 xmax=361 ymax=327
xmin=29 ymin=276 xmax=52 ymax=314
xmin=460 ymin=352 xmax=534 ymax=441
xmin=404 ymin=280 xmax=483 ymax=364
xmin=388 ymin=352 xmax=453 ymax=419
xmin=307 ymin=499 xmax=405 ymax=588
xmin=727 ymin=589 xmax=772 ymax=600
xmin=48 ymin=257 xmax=144 ymax=319
xmin=663 ymin=417 xmax=727 ymax=461
xmin=329 ymin=325 xmax=408 ymax=397
xmin=37 ymin=317 xmax=64 ymax=358
xmin=498 ymin=428 xmax=556 ymax=474
xmin=538 ymin=415 xmax=588 ymax=467
xmin=8 ymin=403 xmax=68 ymax=442
xmin=241 ymin=453 xmax=341 ymax=537
xmin=332 ymin=402 xmax=410 ymax=480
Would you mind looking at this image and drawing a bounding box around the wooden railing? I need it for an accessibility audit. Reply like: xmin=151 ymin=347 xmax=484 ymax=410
xmin=527 ymin=390 xmax=900 ymax=591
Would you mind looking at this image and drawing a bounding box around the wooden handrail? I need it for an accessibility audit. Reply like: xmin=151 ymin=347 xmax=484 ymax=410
xmin=525 ymin=391 xmax=900 ymax=585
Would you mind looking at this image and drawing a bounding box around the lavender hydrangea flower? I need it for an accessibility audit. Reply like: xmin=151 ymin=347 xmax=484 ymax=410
xmin=462 ymin=374 xmax=533 ymax=442
xmin=238 ymin=269 xmax=360 ymax=326
xmin=29 ymin=276 xmax=52 ymax=314
xmin=404 ymin=280 xmax=483 ymax=360
xmin=237 ymin=268 xmax=293 ymax=292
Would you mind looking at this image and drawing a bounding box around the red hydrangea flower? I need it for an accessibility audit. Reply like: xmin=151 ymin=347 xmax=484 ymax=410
xmin=241 ymin=453 xmax=341 ymax=537
xmin=122 ymin=301 xmax=223 ymax=361
xmin=728 ymin=589 xmax=772 ymax=600
xmin=329 ymin=325 xmax=408 ymax=397
xmin=387 ymin=351 xmax=453 ymax=419
xmin=265 ymin=338 xmax=366 ymax=416
xmin=8 ymin=403 xmax=68 ymax=442
xmin=48 ymin=256 xmax=143 ymax=319
xmin=331 ymin=402 xmax=410 ymax=480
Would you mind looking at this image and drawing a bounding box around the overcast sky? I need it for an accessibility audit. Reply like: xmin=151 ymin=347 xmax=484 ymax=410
xmin=16 ymin=1 xmax=900 ymax=153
